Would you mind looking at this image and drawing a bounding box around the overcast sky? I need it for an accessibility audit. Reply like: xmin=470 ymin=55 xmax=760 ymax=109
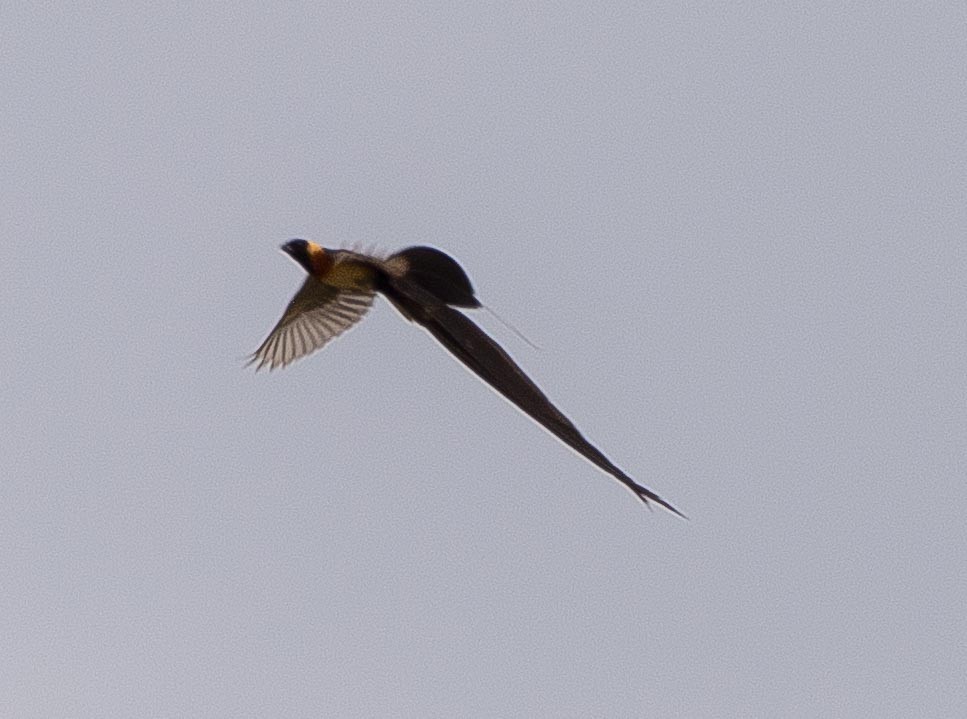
xmin=3 ymin=4 xmax=965 ymax=717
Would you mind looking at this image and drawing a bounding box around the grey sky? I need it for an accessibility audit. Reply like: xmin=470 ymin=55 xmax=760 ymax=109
xmin=3 ymin=4 xmax=965 ymax=717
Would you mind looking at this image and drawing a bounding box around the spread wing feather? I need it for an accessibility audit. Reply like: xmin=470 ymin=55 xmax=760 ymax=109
xmin=249 ymin=277 xmax=374 ymax=371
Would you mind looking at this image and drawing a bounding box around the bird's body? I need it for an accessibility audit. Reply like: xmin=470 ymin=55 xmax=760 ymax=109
xmin=251 ymin=240 xmax=683 ymax=518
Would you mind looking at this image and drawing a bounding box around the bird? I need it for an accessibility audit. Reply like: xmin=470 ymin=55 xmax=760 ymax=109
xmin=250 ymin=240 xmax=684 ymax=518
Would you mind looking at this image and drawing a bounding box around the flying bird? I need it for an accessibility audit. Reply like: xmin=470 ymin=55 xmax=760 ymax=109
xmin=250 ymin=240 xmax=684 ymax=517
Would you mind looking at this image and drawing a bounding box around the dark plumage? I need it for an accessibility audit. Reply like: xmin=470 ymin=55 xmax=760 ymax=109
xmin=252 ymin=241 xmax=684 ymax=518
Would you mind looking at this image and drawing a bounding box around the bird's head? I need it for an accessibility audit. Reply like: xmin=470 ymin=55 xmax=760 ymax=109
xmin=281 ymin=239 xmax=324 ymax=275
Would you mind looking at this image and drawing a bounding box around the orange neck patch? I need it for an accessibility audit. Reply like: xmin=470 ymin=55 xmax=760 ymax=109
xmin=306 ymin=243 xmax=333 ymax=279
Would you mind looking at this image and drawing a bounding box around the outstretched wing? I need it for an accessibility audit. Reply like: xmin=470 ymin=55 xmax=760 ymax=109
xmin=382 ymin=275 xmax=684 ymax=518
xmin=249 ymin=277 xmax=374 ymax=371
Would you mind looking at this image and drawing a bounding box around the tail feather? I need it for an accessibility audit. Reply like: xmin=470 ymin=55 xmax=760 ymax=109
xmin=381 ymin=275 xmax=685 ymax=518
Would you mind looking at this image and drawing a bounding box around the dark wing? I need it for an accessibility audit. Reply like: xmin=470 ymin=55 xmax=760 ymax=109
xmin=388 ymin=246 xmax=481 ymax=308
xmin=249 ymin=277 xmax=374 ymax=371
xmin=382 ymin=275 xmax=684 ymax=517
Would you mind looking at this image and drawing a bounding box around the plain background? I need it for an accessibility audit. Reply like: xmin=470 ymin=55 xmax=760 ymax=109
xmin=3 ymin=4 xmax=965 ymax=717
